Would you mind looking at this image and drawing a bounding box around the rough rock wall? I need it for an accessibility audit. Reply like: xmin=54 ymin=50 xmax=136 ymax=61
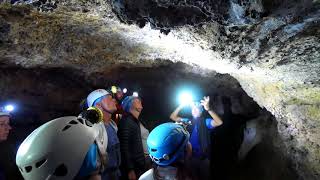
xmin=0 ymin=0 xmax=319 ymax=179
xmin=0 ymin=66 xmax=90 ymax=124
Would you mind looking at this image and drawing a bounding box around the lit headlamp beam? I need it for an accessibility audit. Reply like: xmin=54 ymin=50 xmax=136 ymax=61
xmin=4 ymin=105 xmax=14 ymax=112
xmin=178 ymin=92 xmax=193 ymax=105
xmin=132 ymin=92 xmax=139 ymax=97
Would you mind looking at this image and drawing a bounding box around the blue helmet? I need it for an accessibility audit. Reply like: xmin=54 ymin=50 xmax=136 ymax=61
xmin=121 ymin=96 xmax=140 ymax=113
xmin=147 ymin=123 xmax=190 ymax=166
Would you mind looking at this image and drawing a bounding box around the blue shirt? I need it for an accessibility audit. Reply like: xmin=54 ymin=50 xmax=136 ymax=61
xmin=102 ymin=121 xmax=121 ymax=179
xmin=184 ymin=118 xmax=214 ymax=158
xmin=77 ymin=143 xmax=99 ymax=177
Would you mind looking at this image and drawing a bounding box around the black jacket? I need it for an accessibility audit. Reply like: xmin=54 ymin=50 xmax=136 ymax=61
xmin=118 ymin=114 xmax=145 ymax=173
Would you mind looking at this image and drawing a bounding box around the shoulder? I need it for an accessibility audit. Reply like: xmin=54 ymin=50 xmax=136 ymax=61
xmin=139 ymin=169 xmax=154 ymax=180
xmin=119 ymin=116 xmax=135 ymax=127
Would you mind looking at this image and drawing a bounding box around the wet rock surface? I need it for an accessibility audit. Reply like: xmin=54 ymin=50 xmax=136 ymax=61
xmin=0 ymin=0 xmax=319 ymax=179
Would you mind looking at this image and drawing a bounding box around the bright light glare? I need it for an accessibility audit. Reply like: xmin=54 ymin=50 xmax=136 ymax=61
xmin=4 ymin=105 xmax=14 ymax=112
xmin=111 ymin=86 xmax=117 ymax=94
xmin=123 ymin=88 xmax=128 ymax=93
xmin=179 ymin=92 xmax=193 ymax=105
xmin=132 ymin=92 xmax=139 ymax=97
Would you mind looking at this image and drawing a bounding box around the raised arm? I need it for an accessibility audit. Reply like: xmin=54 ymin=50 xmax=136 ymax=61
xmin=201 ymin=96 xmax=223 ymax=127
xmin=169 ymin=104 xmax=185 ymax=122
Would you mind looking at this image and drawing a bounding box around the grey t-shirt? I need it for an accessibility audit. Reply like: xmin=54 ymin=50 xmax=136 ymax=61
xmin=140 ymin=123 xmax=150 ymax=155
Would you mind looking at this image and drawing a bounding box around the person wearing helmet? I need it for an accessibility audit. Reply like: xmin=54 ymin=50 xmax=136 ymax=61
xmin=118 ymin=96 xmax=146 ymax=180
xmin=110 ymin=86 xmax=124 ymax=103
xmin=139 ymin=122 xmax=196 ymax=180
xmin=87 ymin=89 xmax=121 ymax=180
xmin=111 ymin=86 xmax=125 ymax=125
xmin=15 ymin=109 xmax=108 ymax=180
xmin=115 ymin=87 xmax=124 ymax=102
xmin=0 ymin=110 xmax=12 ymax=180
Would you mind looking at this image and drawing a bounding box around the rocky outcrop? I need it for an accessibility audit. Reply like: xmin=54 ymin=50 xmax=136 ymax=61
xmin=0 ymin=0 xmax=319 ymax=179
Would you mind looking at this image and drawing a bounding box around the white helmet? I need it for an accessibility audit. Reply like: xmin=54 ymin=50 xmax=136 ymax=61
xmin=87 ymin=89 xmax=110 ymax=107
xmin=16 ymin=115 xmax=108 ymax=180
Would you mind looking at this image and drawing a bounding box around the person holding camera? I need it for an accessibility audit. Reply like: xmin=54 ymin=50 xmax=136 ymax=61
xmin=170 ymin=96 xmax=223 ymax=159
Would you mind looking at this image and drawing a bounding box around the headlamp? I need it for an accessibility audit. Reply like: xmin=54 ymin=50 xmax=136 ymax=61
xmin=178 ymin=92 xmax=193 ymax=105
xmin=4 ymin=105 xmax=14 ymax=112
xmin=132 ymin=92 xmax=139 ymax=97
xmin=111 ymin=86 xmax=117 ymax=94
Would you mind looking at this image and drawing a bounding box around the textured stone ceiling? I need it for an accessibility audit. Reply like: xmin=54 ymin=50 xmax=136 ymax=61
xmin=0 ymin=0 xmax=319 ymax=179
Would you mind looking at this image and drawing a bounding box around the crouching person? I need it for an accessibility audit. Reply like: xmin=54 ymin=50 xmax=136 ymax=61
xmin=15 ymin=108 xmax=108 ymax=180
